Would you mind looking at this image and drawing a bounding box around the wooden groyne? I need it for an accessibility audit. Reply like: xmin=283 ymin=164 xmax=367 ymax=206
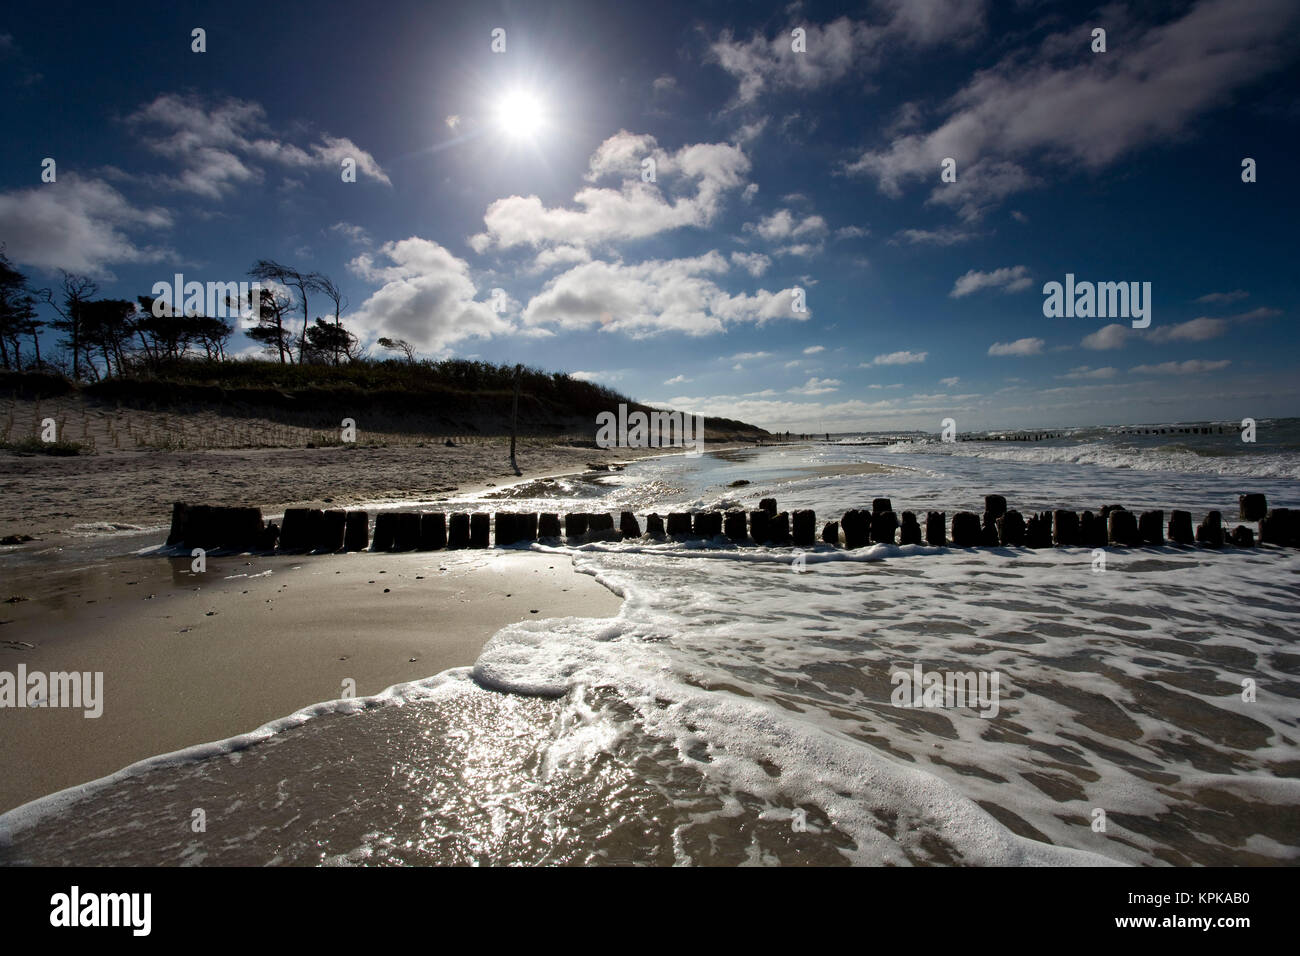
xmin=165 ymin=493 xmax=1298 ymax=553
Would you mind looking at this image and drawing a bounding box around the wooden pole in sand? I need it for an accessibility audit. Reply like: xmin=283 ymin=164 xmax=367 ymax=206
xmin=509 ymin=363 xmax=522 ymax=476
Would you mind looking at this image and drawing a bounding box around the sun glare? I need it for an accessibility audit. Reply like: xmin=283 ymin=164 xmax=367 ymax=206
xmin=495 ymin=90 xmax=545 ymax=139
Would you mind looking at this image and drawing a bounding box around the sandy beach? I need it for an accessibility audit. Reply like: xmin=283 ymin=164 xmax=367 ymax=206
xmin=0 ymin=546 xmax=623 ymax=814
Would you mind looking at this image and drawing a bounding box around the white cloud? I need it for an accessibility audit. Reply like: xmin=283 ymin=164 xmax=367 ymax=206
xmin=789 ymin=377 xmax=841 ymax=395
xmin=730 ymin=250 xmax=771 ymax=276
xmin=1130 ymin=359 xmax=1232 ymax=375
xmin=664 ymin=374 xmax=691 ymax=385
xmin=471 ymin=132 xmax=750 ymax=253
xmin=803 ymin=345 xmax=825 ymax=354
xmin=891 ymin=225 xmax=977 ymax=245
xmin=844 ymin=0 xmax=1299 ymax=214
xmin=128 ymin=93 xmax=390 ymax=199
xmin=0 ymin=174 xmax=173 ymax=276
xmin=949 ymin=265 xmax=1031 ymax=297
xmin=1060 ymin=365 xmax=1117 ymax=380
xmin=1146 ymin=317 xmax=1228 ymax=344
xmin=749 ymin=208 xmax=829 ymax=241
xmin=329 ymin=222 xmax=372 ymax=246
xmin=939 ymin=376 xmax=960 ymax=387
xmin=520 ymin=253 xmax=809 ymax=337
xmin=347 ymin=237 xmax=512 ymax=352
xmin=730 ymin=351 xmax=772 ymax=361
xmin=870 ymin=350 xmax=928 ymax=365
xmin=708 ymin=5 xmax=987 ymax=105
xmin=1194 ymin=289 xmax=1247 ymax=304
xmin=987 ymin=337 xmax=1044 ymax=357
xmin=1081 ymin=324 xmax=1130 ymax=350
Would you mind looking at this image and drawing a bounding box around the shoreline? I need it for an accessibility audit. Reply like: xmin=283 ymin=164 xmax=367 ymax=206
xmin=0 ymin=547 xmax=624 ymax=814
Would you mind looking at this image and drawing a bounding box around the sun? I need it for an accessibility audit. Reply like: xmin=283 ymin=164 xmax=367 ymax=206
xmin=495 ymin=90 xmax=545 ymax=139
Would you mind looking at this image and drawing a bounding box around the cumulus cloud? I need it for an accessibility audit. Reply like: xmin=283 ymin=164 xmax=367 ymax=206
xmin=1081 ymin=324 xmax=1131 ymax=350
xmin=347 ymin=237 xmax=512 ymax=353
xmin=1060 ymin=365 xmax=1117 ymax=380
xmin=707 ymin=4 xmax=987 ymax=105
xmin=803 ymin=345 xmax=825 ymax=354
xmin=1130 ymin=359 xmax=1232 ymax=375
xmin=520 ymin=252 xmax=809 ymax=337
xmin=730 ymin=250 xmax=771 ymax=276
xmin=891 ymin=225 xmax=978 ymax=245
xmin=789 ymin=376 xmax=841 ymax=395
xmin=470 ymin=131 xmax=750 ymax=253
xmin=128 ymin=93 xmax=390 ymax=199
xmin=844 ymin=0 xmax=1300 ymax=215
xmin=949 ymin=265 xmax=1031 ymax=297
xmin=0 ymin=174 xmax=173 ymax=276
xmin=987 ymin=337 xmax=1044 ymax=357
xmin=1194 ymin=289 xmax=1248 ymax=304
xmin=1146 ymin=317 xmax=1228 ymax=343
xmin=870 ymin=350 xmax=928 ymax=365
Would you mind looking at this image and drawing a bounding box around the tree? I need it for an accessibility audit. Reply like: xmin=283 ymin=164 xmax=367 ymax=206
xmin=376 ymin=336 xmax=417 ymax=363
xmin=313 ymin=273 xmax=348 ymax=365
xmin=244 ymin=286 xmax=296 ymax=362
xmin=41 ymin=272 xmax=98 ymax=380
xmin=249 ymin=260 xmax=323 ymax=365
xmin=80 ymin=299 xmax=136 ymax=377
xmin=303 ymin=318 xmax=357 ymax=364
xmin=0 ymin=252 xmax=43 ymax=370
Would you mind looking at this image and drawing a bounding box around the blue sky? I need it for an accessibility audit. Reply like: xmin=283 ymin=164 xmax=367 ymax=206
xmin=1 ymin=0 xmax=1297 ymax=431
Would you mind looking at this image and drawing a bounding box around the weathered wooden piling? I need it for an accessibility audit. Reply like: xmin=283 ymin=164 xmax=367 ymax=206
xmin=538 ymin=513 xmax=561 ymax=539
xmin=419 ymin=512 xmax=446 ymax=550
xmin=344 ymin=511 xmax=370 ymax=551
xmin=1230 ymin=525 xmax=1255 ymax=547
xmin=792 ymin=509 xmax=816 ymax=546
xmin=925 ymin=511 xmax=946 ymax=546
xmin=997 ymin=510 xmax=1025 ymax=546
xmin=750 ymin=509 xmax=772 ymax=544
xmin=822 ymin=521 xmax=840 ymax=546
xmin=447 ymin=512 xmax=470 ymax=549
xmin=1079 ymin=511 xmax=1106 ymax=548
xmin=645 ymin=513 xmax=665 ymax=538
xmin=724 ymin=509 xmax=748 ymax=542
xmin=589 ymin=513 xmax=615 ymax=534
xmin=759 ymin=498 xmax=778 ymax=517
xmin=394 ymin=512 xmax=421 ymax=551
xmin=1260 ymin=508 xmax=1292 ymax=546
xmin=469 ymin=513 xmax=490 ymax=548
xmin=258 ymin=521 xmax=280 ymax=551
xmin=1052 ymin=510 xmax=1079 ymax=546
xmin=872 ymin=498 xmax=893 ymax=514
xmin=280 ymin=508 xmax=321 ymax=553
xmin=842 ymin=509 xmax=869 ymax=549
xmin=166 ymin=502 xmax=190 ymax=546
xmin=871 ymin=509 xmax=898 ymax=544
xmin=372 ymin=512 xmax=398 ymax=551
xmin=620 ymin=511 xmax=641 ymax=539
xmin=770 ymin=511 xmax=791 ymax=545
xmin=1138 ymin=510 xmax=1164 ymax=546
xmin=1024 ymin=512 xmax=1053 ymax=548
xmin=1239 ymin=493 xmax=1267 ymax=522
xmin=951 ymin=511 xmax=981 ymax=547
xmin=1168 ymin=510 xmax=1194 ymax=545
xmin=1108 ymin=509 xmax=1141 ymax=547
xmin=899 ymin=511 xmax=922 ymax=545
xmin=693 ymin=511 xmax=722 ymax=538
xmin=1195 ymin=510 xmax=1223 ymax=548
xmin=564 ymin=513 xmax=588 ymax=540
xmin=667 ymin=512 xmax=692 ymax=536
xmin=984 ymin=495 xmax=1007 ymax=519
xmin=317 ymin=509 xmax=346 ymax=553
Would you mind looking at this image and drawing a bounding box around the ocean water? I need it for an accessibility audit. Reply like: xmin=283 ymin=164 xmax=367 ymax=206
xmin=3 ymin=421 xmax=1299 ymax=866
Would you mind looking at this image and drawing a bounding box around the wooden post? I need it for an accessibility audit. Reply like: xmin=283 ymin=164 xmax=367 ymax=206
xmin=509 ymin=363 xmax=522 ymax=476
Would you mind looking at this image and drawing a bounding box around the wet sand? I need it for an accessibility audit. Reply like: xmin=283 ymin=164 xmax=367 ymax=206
xmin=0 ymin=547 xmax=623 ymax=813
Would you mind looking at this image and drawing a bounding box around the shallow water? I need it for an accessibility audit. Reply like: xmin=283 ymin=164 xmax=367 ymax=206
xmin=3 ymin=424 xmax=1299 ymax=866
